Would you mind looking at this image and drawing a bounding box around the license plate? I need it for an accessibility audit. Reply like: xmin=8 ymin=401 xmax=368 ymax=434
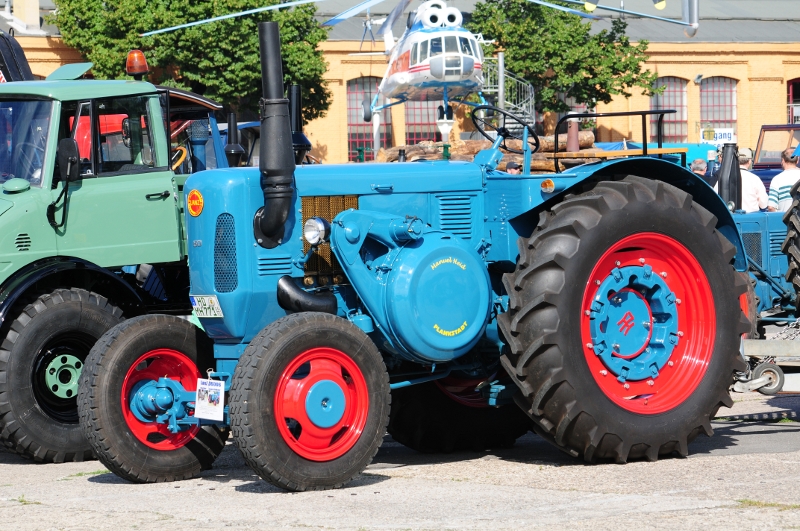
xmin=190 ymin=295 xmax=224 ymax=318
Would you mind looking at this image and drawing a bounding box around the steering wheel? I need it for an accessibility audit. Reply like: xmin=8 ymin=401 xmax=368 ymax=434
xmin=171 ymin=146 xmax=188 ymax=171
xmin=471 ymin=105 xmax=540 ymax=155
xmin=14 ymin=142 xmax=45 ymax=180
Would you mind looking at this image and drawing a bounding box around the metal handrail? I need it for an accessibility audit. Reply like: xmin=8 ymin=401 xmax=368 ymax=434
xmin=552 ymin=109 xmax=677 ymax=173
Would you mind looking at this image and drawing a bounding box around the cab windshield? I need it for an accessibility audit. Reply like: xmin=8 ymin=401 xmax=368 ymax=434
xmin=0 ymin=99 xmax=52 ymax=187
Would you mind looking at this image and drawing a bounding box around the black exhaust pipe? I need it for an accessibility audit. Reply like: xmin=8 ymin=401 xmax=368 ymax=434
xmin=224 ymin=112 xmax=245 ymax=168
xmin=288 ymin=84 xmax=312 ymax=164
xmin=717 ymin=143 xmax=742 ymax=212
xmin=253 ymin=21 xmax=295 ymax=249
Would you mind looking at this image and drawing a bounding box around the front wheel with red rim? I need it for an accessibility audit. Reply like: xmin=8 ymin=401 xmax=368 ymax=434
xmin=78 ymin=315 xmax=228 ymax=483
xmin=230 ymin=312 xmax=390 ymax=492
xmin=497 ymin=176 xmax=749 ymax=463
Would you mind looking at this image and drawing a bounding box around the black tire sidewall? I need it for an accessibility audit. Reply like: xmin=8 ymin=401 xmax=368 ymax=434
xmin=2 ymin=291 xmax=121 ymax=457
xmin=235 ymin=314 xmax=389 ymax=488
xmin=388 ymin=381 xmax=529 ymax=453
xmin=554 ymin=193 xmax=740 ymax=439
xmin=83 ymin=315 xmax=218 ymax=479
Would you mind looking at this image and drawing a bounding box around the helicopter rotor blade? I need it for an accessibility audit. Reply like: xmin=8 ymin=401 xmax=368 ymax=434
xmin=376 ymin=0 xmax=412 ymax=35
xmin=322 ymin=0 xmax=389 ymax=26
xmin=525 ymin=0 xmax=600 ymax=19
xmin=141 ymin=0 xmax=325 ymax=36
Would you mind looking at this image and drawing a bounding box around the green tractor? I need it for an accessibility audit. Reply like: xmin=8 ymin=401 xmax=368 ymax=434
xmin=0 ymin=54 xmax=236 ymax=463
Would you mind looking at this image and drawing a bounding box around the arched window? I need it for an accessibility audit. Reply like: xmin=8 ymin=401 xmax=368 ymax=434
xmin=347 ymin=77 xmax=392 ymax=161
xmin=650 ymin=77 xmax=687 ymax=143
xmin=405 ymin=100 xmax=442 ymax=145
xmin=700 ymin=76 xmax=737 ymax=131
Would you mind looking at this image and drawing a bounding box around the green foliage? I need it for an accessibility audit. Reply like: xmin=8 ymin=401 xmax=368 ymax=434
xmin=468 ymin=0 xmax=659 ymax=113
xmin=52 ymin=0 xmax=331 ymax=122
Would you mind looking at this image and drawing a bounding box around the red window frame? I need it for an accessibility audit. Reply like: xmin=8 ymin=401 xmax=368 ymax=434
xmin=347 ymin=77 xmax=392 ymax=161
xmin=650 ymin=76 xmax=688 ymax=143
xmin=700 ymin=76 xmax=737 ymax=131
xmin=404 ymin=100 xmax=442 ymax=145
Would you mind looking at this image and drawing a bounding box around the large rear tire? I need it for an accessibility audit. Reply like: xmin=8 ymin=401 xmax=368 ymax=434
xmin=498 ymin=176 xmax=749 ymax=463
xmin=230 ymin=312 xmax=390 ymax=491
xmin=0 ymin=288 xmax=123 ymax=462
xmin=78 ymin=315 xmax=227 ymax=483
xmin=388 ymin=377 xmax=530 ymax=453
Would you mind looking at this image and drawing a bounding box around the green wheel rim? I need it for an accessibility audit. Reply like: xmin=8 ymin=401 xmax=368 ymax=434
xmin=43 ymin=354 xmax=83 ymax=399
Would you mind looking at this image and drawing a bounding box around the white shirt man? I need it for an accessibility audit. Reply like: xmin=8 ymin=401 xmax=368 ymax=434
xmin=768 ymin=148 xmax=800 ymax=212
xmin=738 ymin=149 xmax=768 ymax=213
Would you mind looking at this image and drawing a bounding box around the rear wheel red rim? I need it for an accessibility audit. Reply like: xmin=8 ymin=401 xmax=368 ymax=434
xmin=274 ymin=347 xmax=369 ymax=461
xmin=580 ymin=233 xmax=716 ymax=414
xmin=121 ymin=348 xmax=201 ymax=450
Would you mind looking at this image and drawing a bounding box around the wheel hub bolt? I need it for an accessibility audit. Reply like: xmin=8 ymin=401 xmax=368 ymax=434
xmin=647 ymin=380 xmax=654 ymax=386
xmin=661 ymin=271 xmax=668 ymax=278
xmin=639 ymin=258 xmax=645 ymax=264
xmin=600 ymin=370 xmax=607 ymax=376
xmin=585 ymin=310 xmax=591 ymax=316
xmin=677 ymin=331 xmax=684 ymax=337
xmin=595 ymin=280 xmax=601 ymax=285
xmin=613 ymin=297 xmax=622 ymax=304
xmin=642 ymin=321 xmax=651 ymax=329
xmin=586 ymin=342 xmax=594 ymax=349
xmin=676 ymin=298 xmax=682 ymax=305
xmin=668 ymin=361 xmax=674 ymax=367
xmin=615 ymin=261 xmax=621 ymax=266
xmin=612 ymin=343 xmax=620 ymax=350
xmin=623 ymin=383 xmax=630 ymax=389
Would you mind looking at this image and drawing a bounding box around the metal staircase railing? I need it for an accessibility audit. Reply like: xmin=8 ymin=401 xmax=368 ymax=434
xmin=480 ymin=58 xmax=536 ymax=124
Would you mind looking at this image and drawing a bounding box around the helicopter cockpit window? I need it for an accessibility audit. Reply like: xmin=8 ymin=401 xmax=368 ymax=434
xmin=430 ymin=37 xmax=442 ymax=57
xmin=444 ymin=36 xmax=457 ymax=53
xmin=470 ymin=39 xmax=482 ymax=61
xmin=459 ymin=37 xmax=472 ymax=56
xmin=420 ymin=40 xmax=429 ymax=62
xmin=411 ymin=43 xmax=418 ymax=66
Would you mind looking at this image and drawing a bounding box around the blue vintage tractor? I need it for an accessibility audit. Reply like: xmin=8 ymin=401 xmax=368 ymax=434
xmin=77 ymin=22 xmax=750 ymax=491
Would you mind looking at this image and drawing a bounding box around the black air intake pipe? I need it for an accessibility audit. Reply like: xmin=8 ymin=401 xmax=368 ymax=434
xmin=288 ymin=84 xmax=312 ymax=164
xmin=717 ymin=143 xmax=742 ymax=212
xmin=253 ymin=22 xmax=295 ymax=249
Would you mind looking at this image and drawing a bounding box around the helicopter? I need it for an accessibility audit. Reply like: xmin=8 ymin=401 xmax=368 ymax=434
xmin=142 ymin=0 xmax=700 ymax=153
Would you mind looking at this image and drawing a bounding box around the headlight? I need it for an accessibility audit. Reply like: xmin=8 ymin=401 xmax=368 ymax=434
xmin=303 ymin=217 xmax=330 ymax=245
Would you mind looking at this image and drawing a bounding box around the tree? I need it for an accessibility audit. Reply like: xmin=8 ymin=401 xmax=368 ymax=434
xmin=52 ymin=0 xmax=331 ymax=122
xmin=468 ymin=0 xmax=659 ymax=114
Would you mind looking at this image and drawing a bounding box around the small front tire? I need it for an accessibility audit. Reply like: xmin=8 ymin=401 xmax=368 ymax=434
xmin=78 ymin=315 xmax=227 ymax=483
xmin=230 ymin=312 xmax=390 ymax=491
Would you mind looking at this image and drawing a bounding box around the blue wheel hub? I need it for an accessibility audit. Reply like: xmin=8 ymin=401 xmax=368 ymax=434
xmin=588 ymin=264 xmax=680 ymax=382
xmin=305 ymin=379 xmax=346 ymax=428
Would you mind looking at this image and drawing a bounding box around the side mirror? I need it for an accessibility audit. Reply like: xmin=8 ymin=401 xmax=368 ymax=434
xmin=57 ymin=138 xmax=80 ymax=182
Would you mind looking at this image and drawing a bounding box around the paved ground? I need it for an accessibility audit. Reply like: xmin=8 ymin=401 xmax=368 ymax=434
xmin=2 ymin=392 xmax=800 ymax=530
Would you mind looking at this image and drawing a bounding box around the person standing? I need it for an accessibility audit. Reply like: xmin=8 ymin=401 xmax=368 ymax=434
xmin=738 ymin=148 xmax=768 ymax=213
xmin=690 ymin=158 xmax=709 ymax=182
xmin=767 ymin=148 xmax=800 ymax=212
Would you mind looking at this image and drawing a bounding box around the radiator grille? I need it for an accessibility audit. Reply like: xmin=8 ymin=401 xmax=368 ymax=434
xmin=742 ymin=232 xmax=761 ymax=265
xmin=15 ymin=233 xmax=30 ymax=251
xmin=214 ymin=213 xmax=238 ymax=293
xmin=437 ymin=195 xmax=473 ymax=239
xmin=258 ymin=255 xmax=292 ymax=276
xmin=302 ymin=195 xmax=358 ymax=276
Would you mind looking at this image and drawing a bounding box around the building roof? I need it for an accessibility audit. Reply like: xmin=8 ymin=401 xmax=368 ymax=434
xmin=320 ymin=0 xmax=800 ymax=43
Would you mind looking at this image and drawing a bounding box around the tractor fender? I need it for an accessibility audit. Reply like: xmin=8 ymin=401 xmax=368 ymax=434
xmin=0 ymin=256 xmax=145 ymax=326
xmin=566 ymin=158 xmax=747 ymax=272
